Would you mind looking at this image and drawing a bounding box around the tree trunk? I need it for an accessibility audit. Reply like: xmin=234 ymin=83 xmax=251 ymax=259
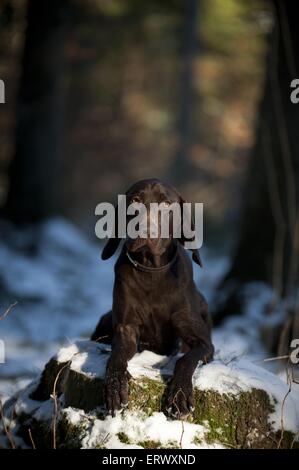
xmin=2 ymin=0 xmax=69 ymax=224
xmin=213 ymin=0 xmax=299 ymax=325
xmin=172 ymin=0 xmax=199 ymax=184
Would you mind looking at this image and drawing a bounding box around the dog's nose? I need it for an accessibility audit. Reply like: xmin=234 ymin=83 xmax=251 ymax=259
xmin=148 ymin=237 xmax=160 ymax=246
xmin=137 ymin=211 xmax=160 ymax=239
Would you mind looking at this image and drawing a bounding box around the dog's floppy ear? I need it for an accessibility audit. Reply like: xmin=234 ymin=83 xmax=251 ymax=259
xmin=178 ymin=196 xmax=203 ymax=268
xmin=190 ymin=248 xmax=202 ymax=267
xmin=102 ymin=237 xmax=121 ymax=260
xmin=101 ymin=202 xmax=121 ymax=260
xmin=102 ymin=184 xmax=139 ymax=260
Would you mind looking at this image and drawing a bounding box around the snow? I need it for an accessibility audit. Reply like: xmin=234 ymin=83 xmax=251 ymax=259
xmin=12 ymin=380 xmax=43 ymax=416
xmin=1 ymin=378 xmax=222 ymax=449
xmin=55 ymin=341 xmax=179 ymax=381
xmin=193 ymin=357 xmax=299 ymax=431
xmin=0 ymin=218 xmax=114 ymax=397
xmin=0 ymin=364 xmax=223 ymax=449
xmin=2 ymin=338 xmax=299 ymax=449
xmin=64 ymin=340 xmax=299 ymax=433
xmin=79 ymin=410 xmax=212 ymax=449
xmin=0 ymin=217 xmax=298 ymax=448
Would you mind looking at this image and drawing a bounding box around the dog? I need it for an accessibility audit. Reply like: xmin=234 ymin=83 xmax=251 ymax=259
xmin=91 ymin=178 xmax=214 ymax=417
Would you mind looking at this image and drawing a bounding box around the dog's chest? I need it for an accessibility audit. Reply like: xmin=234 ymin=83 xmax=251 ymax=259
xmin=137 ymin=304 xmax=178 ymax=355
xmin=125 ymin=270 xmax=186 ymax=354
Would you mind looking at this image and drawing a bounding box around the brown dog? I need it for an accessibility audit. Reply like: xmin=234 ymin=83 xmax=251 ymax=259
xmin=91 ymin=178 xmax=214 ymax=417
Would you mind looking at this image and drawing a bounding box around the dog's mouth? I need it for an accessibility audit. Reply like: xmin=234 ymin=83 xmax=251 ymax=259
xmin=126 ymin=236 xmax=166 ymax=255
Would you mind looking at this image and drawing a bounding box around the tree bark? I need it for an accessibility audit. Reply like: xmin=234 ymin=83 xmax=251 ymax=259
xmin=213 ymin=0 xmax=299 ymax=325
xmin=2 ymin=0 xmax=69 ymax=224
xmin=172 ymin=0 xmax=199 ymax=184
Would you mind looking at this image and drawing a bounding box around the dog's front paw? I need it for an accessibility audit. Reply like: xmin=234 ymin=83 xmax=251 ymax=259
xmin=105 ymin=361 xmax=130 ymax=416
xmin=166 ymin=377 xmax=194 ymax=419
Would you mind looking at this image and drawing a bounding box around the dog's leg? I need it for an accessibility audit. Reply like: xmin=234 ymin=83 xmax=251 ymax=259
xmin=90 ymin=311 xmax=113 ymax=344
xmin=167 ymin=312 xmax=214 ymax=418
xmin=105 ymin=324 xmax=138 ymax=415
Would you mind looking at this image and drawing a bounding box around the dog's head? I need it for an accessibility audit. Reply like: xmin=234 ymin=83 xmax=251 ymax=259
xmin=101 ymin=178 xmax=202 ymax=266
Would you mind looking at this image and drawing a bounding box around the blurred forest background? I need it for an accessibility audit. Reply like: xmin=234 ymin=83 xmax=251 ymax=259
xmin=0 ymin=0 xmax=299 ymax=384
xmin=0 ymin=0 xmax=270 ymax=233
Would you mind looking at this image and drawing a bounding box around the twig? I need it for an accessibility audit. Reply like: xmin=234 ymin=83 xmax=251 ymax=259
xmin=254 ymin=353 xmax=298 ymax=448
xmin=171 ymin=388 xmax=187 ymax=449
xmin=291 ymin=430 xmax=299 ymax=449
xmin=93 ymin=335 xmax=109 ymax=343
xmin=0 ymin=399 xmax=16 ymax=449
xmin=0 ymin=302 xmax=18 ymax=321
xmin=179 ymin=419 xmax=185 ymax=449
xmin=100 ymin=433 xmax=110 ymax=447
xmin=51 ymin=344 xmax=98 ymax=449
xmin=28 ymin=428 xmax=36 ymax=449
xmin=261 ymin=354 xmax=290 ymax=363
xmin=51 ymin=362 xmax=70 ymax=449
xmin=277 ymin=358 xmax=292 ymax=448
xmin=223 ymin=352 xmax=246 ymax=366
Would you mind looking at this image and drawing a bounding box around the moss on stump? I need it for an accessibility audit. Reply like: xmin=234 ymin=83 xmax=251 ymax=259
xmin=2 ymin=347 xmax=298 ymax=449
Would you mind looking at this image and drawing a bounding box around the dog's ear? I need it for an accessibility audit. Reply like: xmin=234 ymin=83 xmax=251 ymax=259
xmin=178 ymin=196 xmax=203 ymax=268
xmin=190 ymin=248 xmax=203 ymax=267
xmin=101 ymin=202 xmax=121 ymax=260
xmin=101 ymin=237 xmax=121 ymax=260
xmin=101 ymin=188 xmax=133 ymax=260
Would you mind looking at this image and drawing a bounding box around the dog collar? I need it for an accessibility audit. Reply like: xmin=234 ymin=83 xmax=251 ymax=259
xmin=126 ymin=246 xmax=178 ymax=273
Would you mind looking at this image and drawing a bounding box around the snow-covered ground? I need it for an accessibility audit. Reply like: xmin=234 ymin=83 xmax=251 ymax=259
xmin=0 ymin=218 xmax=298 ymax=419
